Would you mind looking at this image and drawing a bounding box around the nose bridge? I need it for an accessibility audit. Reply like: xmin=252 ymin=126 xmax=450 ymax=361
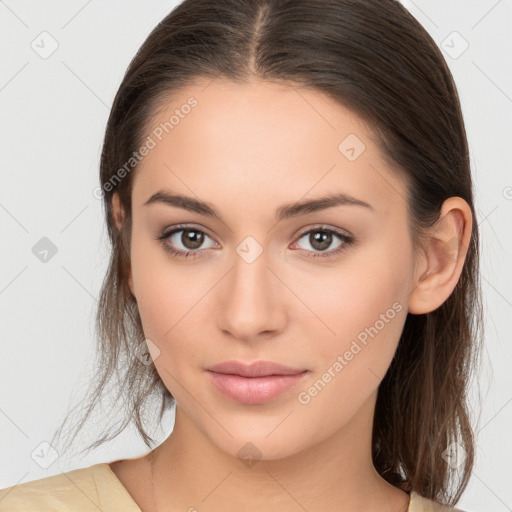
xmin=216 ymin=236 xmax=283 ymax=339
xmin=230 ymin=235 xmax=273 ymax=309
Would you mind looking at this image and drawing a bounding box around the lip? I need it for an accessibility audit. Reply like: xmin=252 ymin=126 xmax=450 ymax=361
xmin=206 ymin=360 xmax=309 ymax=405
xmin=207 ymin=360 xmax=307 ymax=377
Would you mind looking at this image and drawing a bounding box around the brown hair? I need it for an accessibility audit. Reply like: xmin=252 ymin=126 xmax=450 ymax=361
xmin=50 ymin=0 xmax=483 ymax=506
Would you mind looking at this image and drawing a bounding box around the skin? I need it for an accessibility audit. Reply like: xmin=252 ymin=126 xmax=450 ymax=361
xmin=109 ymin=77 xmax=472 ymax=512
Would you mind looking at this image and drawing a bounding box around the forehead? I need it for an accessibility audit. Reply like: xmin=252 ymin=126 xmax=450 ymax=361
xmin=131 ymin=78 xmax=407 ymax=218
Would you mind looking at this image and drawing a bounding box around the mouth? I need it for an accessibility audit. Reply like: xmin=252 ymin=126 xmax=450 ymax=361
xmin=205 ymin=360 xmax=309 ymax=405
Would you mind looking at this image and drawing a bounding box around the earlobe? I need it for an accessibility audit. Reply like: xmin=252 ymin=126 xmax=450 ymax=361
xmin=408 ymin=197 xmax=472 ymax=315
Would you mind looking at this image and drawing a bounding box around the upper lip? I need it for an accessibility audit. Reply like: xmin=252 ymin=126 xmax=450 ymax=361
xmin=206 ymin=360 xmax=308 ymax=377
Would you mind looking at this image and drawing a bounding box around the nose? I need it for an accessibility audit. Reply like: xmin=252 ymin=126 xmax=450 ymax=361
xmin=216 ymin=245 xmax=286 ymax=343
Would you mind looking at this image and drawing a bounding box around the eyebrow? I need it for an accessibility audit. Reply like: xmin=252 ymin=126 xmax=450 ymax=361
xmin=143 ymin=189 xmax=373 ymax=222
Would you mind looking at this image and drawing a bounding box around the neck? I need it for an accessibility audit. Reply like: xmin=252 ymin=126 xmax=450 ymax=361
xmin=146 ymin=392 xmax=410 ymax=512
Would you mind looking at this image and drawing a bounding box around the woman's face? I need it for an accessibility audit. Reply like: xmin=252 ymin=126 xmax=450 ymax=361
xmin=123 ymin=78 xmax=417 ymax=460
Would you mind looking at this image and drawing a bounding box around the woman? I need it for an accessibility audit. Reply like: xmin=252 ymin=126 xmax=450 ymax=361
xmin=0 ymin=0 xmax=482 ymax=510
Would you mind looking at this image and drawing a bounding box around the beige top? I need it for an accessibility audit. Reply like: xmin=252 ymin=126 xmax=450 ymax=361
xmin=0 ymin=462 xmax=468 ymax=511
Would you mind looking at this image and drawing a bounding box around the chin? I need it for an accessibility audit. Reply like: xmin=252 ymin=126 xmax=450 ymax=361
xmin=211 ymin=428 xmax=311 ymax=464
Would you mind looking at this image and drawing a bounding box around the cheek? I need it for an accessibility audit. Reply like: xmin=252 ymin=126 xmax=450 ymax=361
xmin=298 ymin=235 xmax=411 ymax=388
xmin=288 ymin=254 xmax=409 ymax=444
xmin=130 ymin=225 xmax=197 ymax=334
xmin=129 ymin=228 xmax=213 ymax=388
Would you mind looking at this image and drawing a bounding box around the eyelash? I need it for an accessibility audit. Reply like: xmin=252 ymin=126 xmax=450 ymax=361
xmin=155 ymin=224 xmax=355 ymax=260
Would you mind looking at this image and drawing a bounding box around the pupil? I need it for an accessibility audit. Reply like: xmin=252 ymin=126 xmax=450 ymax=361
xmin=311 ymin=231 xmax=331 ymax=251
xmin=183 ymin=229 xmax=204 ymax=249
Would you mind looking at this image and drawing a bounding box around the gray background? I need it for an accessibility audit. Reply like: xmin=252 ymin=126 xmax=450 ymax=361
xmin=1 ymin=1 xmax=511 ymax=511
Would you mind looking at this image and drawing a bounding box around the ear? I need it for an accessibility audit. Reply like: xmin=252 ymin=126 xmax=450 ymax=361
xmin=111 ymin=192 xmax=135 ymax=297
xmin=111 ymin=192 xmax=125 ymax=231
xmin=408 ymin=197 xmax=472 ymax=315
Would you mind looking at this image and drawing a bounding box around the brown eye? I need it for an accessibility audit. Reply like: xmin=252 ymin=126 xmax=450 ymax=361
xmin=180 ymin=229 xmax=205 ymax=250
xmin=296 ymin=229 xmax=343 ymax=253
xmin=309 ymin=231 xmax=333 ymax=251
xmin=292 ymin=227 xmax=354 ymax=259
xmin=156 ymin=226 xmax=218 ymax=259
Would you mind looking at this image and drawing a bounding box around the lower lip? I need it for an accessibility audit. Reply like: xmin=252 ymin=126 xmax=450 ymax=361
xmin=207 ymin=371 xmax=309 ymax=405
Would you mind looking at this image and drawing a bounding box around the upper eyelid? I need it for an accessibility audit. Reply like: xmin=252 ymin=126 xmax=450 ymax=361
xmin=296 ymin=225 xmax=351 ymax=238
xmin=162 ymin=224 xmax=217 ymax=242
